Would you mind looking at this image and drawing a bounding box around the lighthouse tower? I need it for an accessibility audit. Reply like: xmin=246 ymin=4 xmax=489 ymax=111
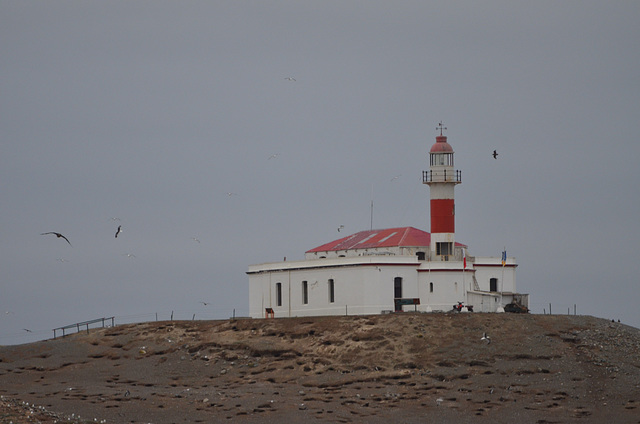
xmin=423 ymin=123 xmax=461 ymax=261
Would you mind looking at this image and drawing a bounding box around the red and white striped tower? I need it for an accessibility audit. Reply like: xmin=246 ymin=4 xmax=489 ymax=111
xmin=423 ymin=122 xmax=461 ymax=260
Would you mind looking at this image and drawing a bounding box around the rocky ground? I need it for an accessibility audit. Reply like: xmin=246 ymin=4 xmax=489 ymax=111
xmin=1 ymin=313 xmax=639 ymax=423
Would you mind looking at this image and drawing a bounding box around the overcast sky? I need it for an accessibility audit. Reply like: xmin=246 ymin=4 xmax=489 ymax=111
xmin=2 ymin=1 xmax=639 ymax=345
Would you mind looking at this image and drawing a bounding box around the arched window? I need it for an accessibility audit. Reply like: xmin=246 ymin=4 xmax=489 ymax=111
xmin=394 ymin=277 xmax=403 ymax=299
xmin=328 ymin=279 xmax=335 ymax=303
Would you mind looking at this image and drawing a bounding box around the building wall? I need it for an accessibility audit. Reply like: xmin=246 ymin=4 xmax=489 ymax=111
xmin=248 ymin=255 xmax=521 ymax=318
xmin=248 ymin=257 xmax=422 ymax=318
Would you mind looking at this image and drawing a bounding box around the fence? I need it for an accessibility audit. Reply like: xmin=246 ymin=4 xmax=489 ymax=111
xmin=52 ymin=317 xmax=115 ymax=339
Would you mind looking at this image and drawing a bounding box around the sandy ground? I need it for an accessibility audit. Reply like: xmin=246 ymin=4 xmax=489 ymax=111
xmin=1 ymin=313 xmax=639 ymax=424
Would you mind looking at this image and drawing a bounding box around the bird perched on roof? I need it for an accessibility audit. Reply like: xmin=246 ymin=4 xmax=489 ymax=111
xmin=492 ymin=150 xmax=498 ymax=159
xmin=481 ymin=332 xmax=491 ymax=344
xmin=115 ymin=225 xmax=122 ymax=238
xmin=41 ymin=232 xmax=72 ymax=246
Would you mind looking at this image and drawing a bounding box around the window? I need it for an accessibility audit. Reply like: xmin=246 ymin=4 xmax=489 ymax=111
xmin=490 ymin=278 xmax=498 ymax=292
xmin=436 ymin=242 xmax=452 ymax=259
xmin=328 ymin=279 xmax=335 ymax=303
xmin=394 ymin=277 xmax=403 ymax=299
xmin=417 ymin=252 xmax=426 ymax=261
xmin=430 ymin=153 xmax=453 ymax=166
xmin=302 ymin=281 xmax=308 ymax=304
xmin=276 ymin=283 xmax=282 ymax=307
xmin=429 ymin=282 xmax=434 ymax=293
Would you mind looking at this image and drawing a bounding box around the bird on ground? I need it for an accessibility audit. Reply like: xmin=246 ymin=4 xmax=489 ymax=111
xmin=41 ymin=232 xmax=72 ymax=246
xmin=481 ymin=332 xmax=491 ymax=344
xmin=492 ymin=150 xmax=498 ymax=159
xmin=115 ymin=225 xmax=122 ymax=238
xmin=284 ymin=77 xmax=296 ymax=81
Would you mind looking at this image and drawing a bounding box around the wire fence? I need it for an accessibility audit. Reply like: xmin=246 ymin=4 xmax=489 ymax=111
xmin=0 ymin=307 xmax=245 ymax=346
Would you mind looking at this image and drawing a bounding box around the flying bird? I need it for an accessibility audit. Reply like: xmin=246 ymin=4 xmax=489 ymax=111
xmin=481 ymin=332 xmax=491 ymax=344
xmin=23 ymin=328 xmax=33 ymax=333
xmin=199 ymin=301 xmax=210 ymax=306
xmin=191 ymin=237 xmax=201 ymax=243
xmin=122 ymin=253 xmax=136 ymax=259
xmin=492 ymin=150 xmax=498 ymax=159
xmin=284 ymin=77 xmax=296 ymax=81
xmin=41 ymin=232 xmax=72 ymax=246
xmin=115 ymin=225 xmax=122 ymax=238
xmin=337 ymin=225 xmax=344 ymax=232
xmin=268 ymin=153 xmax=279 ymax=160
xmin=390 ymin=174 xmax=401 ymax=182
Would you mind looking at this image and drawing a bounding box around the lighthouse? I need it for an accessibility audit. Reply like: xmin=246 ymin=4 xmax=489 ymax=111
xmin=423 ymin=122 xmax=462 ymax=261
xmin=248 ymin=120 xmax=528 ymax=318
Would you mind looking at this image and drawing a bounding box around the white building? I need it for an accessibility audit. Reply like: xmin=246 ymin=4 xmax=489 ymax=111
xmin=247 ymin=125 xmax=528 ymax=318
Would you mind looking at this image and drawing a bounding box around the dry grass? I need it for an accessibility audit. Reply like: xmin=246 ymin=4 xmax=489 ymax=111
xmin=1 ymin=313 xmax=639 ymax=423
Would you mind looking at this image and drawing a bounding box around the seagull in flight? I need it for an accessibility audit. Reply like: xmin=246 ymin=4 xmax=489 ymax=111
xmin=115 ymin=225 xmax=122 ymax=238
xmin=284 ymin=77 xmax=296 ymax=82
xmin=481 ymin=332 xmax=491 ymax=344
xmin=492 ymin=150 xmax=498 ymax=159
xmin=41 ymin=232 xmax=72 ymax=246
xmin=199 ymin=301 xmax=211 ymax=306
xmin=268 ymin=153 xmax=279 ymax=160
xmin=337 ymin=225 xmax=344 ymax=232
xmin=122 ymin=253 xmax=136 ymax=259
xmin=390 ymin=174 xmax=401 ymax=182
xmin=23 ymin=328 xmax=33 ymax=333
xmin=191 ymin=237 xmax=201 ymax=243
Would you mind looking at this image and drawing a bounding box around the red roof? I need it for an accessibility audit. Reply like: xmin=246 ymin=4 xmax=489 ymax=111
xmin=430 ymin=135 xmax=454 ymax=153
xmin=306 ymin=227 xmax=431 ymax=253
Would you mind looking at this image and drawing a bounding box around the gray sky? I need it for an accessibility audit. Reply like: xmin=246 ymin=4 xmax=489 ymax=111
xmin=2 ymin=1 xmax=639 ymax=345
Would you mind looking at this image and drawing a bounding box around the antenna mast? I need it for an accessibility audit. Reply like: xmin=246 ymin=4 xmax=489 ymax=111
xmin=370 ymin=199 xmax=374 ymax=230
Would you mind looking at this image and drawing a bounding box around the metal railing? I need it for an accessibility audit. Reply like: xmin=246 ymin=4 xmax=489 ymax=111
xmin=422 ymin=169 xmax=462 ymax=184
xmin=53 ymin=317 xmax=115 ymax=339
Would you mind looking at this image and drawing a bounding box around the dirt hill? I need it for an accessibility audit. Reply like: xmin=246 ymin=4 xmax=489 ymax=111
xmin=1 ymin=313 xmax=639 ymax=423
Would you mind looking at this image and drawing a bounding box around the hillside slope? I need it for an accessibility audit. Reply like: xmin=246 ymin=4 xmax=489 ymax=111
xmin=1 ymin=313 xmax=639 ymax=423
